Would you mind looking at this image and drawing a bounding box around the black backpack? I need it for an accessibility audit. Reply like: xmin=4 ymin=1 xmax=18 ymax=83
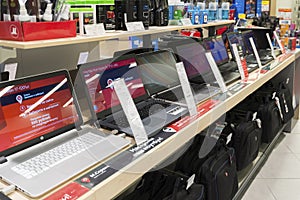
xmin=223 ymin=110 xmax=262 ymax=171
xmin=197 ymin=140 xmax=238 ymax=200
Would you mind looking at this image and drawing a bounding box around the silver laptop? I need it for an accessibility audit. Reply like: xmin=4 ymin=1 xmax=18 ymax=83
xmin=0 ymin=70 xmax=129 ymax=197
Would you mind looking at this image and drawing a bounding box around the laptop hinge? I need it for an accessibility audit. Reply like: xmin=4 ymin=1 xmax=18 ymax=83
xmin=0 ymin=156 xmax=7 ymax=164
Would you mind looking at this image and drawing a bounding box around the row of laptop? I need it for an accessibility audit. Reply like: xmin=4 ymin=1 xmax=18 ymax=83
xmin=0 ymin=30 xmax=280 ymax=198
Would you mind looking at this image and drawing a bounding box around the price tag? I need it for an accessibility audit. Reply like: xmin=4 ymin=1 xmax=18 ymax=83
xmin=4 ymin=63 xmax=17 ymax=80
xmin=77 ymin=52 xmax=89 ymax=65
xmin=125 ymin=21 xmax=145 ymax=32
xmin=266 ymin=33 xmax=276 ymax=59
xmin=249 ymin=37 xmax=263 ymax=69
xmin=84 ymin=23 xmax=106 ymax=36
xmin=205 ymin=52 xmax=227 ymax=93
xmin=175 ymin=62 xmax=197 ymax=116
xmin=180 ymin=18 xmax=193 ymax=26
xmin=273 ymin=31 xmax=286 ymax=54
xmin=113 ymin=78 xmax=148 ymax=145
xmin=232 ymin=44 xmax=247 ymax=80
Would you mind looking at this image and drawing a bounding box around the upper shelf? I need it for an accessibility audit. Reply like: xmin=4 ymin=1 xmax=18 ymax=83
xmin=0 ymin=20 xmax=234 ymax=50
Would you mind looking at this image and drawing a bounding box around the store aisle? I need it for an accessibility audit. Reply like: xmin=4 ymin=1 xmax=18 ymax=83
xmin=242 ymin=120 xmax=300 ymax=200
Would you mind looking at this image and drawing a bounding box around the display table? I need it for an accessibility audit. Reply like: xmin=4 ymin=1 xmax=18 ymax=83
xmin=0 ymin=51 xmax=298 ymax=200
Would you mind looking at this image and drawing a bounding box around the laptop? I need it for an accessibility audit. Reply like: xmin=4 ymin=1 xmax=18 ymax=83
xmin=226 ymin=32 xmax=259 ymax=73
xmin=113 ymin=47 xmax=154 ymax=58
xmin=77 ymin=55 xmax=188 ymax=137
xmin=202 ymin=36 xmax=241 ymax=85
xmin=241 ymin=30 xmax=274 ymax=65
xmin=0 ymin=70 xmax=129 ymax=197
xmin=135 ymin=49 xmax=220 ymax=104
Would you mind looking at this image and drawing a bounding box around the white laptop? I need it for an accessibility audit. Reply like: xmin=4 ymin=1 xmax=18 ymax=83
xmin=0 ymin=70 xmax=129 ymax=197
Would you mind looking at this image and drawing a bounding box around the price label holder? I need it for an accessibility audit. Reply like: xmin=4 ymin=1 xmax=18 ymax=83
xmin=266 ymin=33 xmax=276 ymax=59
xmin=180 ymin=18 xmax=193 ymax=26
xmin=77 ymin=52 xmax=89 ymax=65
xmin=175 ymin=62 xmax=197 ymax=116
xmin=232 ymin=44 xmax=248 ymax=80
xmin=205 ymin=52 xmax=227 ymax=93
xmin=273 ymin=30 xmax=286 ymax=54
xmin=125 ymin=21 xmax=145 ymax=32
xmin=113 ymin=78 xmax=148 ymax=145
xmin=249 ymin=37 xmax=263 ymax=70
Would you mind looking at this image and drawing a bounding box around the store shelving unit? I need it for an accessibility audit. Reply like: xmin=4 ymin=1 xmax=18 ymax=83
xmin=293 ymin=0 xmax=300 ymax=28
xmin=1 ymin=20 xmax=299 ymax=200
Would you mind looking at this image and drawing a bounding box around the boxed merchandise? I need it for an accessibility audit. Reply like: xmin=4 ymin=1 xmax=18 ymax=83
xmin=0 ymin=20 xmax=76 ymax=41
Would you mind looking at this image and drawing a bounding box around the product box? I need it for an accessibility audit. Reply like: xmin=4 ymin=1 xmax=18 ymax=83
xmin=0 ymin=20 xmax=76 ymax=41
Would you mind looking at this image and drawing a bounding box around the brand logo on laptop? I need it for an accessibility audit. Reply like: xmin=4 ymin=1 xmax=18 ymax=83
xmin=106 ymin=79 xmax=114 ymax=90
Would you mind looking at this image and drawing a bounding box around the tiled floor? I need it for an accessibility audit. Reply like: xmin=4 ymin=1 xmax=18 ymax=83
xmin=242 ymin=120 xmax=300 ymax=200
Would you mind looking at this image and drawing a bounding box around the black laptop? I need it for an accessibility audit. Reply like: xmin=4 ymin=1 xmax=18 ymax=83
xmin=78 ymin=55 xmax=188 ymax=137
xmin=241 ymin=30 xmax=274 ymax=65
xmin=226 ymin=31 xmax=259 ymax=73
xmin=202 ymin=36 xmax=241 ymax=85
xmin=135 ymin=49 xmax=221 ymax=105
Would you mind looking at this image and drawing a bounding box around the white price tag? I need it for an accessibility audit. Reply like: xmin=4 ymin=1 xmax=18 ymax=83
xmin=273 ymin=31 xmax=285 ymax=53
xmin=249 ymin=37 xmax=262 ymax=69
xmin=232 ymin=44 xmax=245 ymax=80
xmin=77 ymin=52 xmax=89 ymax=65
xmin=125 ymin=21 xmax=145 ymax=32
xmin=113 ymin=78 xmax=148 ymax=145
xmin=84 ymin=23 xmax=106 ymax=36
xmin=175 ymin=62 xmax=197 ymax=116
xmin=266 ymin=33 xmax=276 ymax=59
xmin=180 ymin=18 xmax=193 ymax=26
xmin=4 ymin=63 xmax=17 ymax=80
xmin=186 ymin=174 xmax=195 ymax=190
xmin=205 ymin=52 xmax=227 ymax=93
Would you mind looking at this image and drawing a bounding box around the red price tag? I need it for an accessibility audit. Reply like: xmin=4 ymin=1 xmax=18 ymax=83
xmin=241 ymin=58 xmax=249 ymax=77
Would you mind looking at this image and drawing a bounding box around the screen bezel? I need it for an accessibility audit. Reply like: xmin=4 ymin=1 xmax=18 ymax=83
xmin=0 ymin=70 xmax=83 ymax=157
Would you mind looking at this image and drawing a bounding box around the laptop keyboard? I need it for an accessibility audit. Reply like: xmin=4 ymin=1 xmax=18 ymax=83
xmin=111 ymin=100 xmax=170 ymax=127
xmin=11 ymin=132 xmax=105 ymax=179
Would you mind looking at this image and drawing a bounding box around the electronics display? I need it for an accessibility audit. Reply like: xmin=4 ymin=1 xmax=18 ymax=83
xmin=79 ymin=56 xmax=147 ymax=116
xmin=137 ymin=0 xmax=150 ymax=29
xmin=202 ymin=36 xmax=229 ymax=65
xmin=226 ymin=32 xmax=247 ymax=56
xmin=0 ymin=72 xmax=79 ymax=154
xmin=175 ymin=42 xmax=216 ymax=84
xmin=136 ymin=50 xmax=179 ymax=95
xmin=241 ymin=30 xmax=256 ymax=54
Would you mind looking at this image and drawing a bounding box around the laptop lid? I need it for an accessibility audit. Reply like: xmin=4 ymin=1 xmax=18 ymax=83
xmin=239 ymin=27 xmax=273 ymax=50
xmin=0 ymin=70 xmax=82 ymax=158
xmin=78 ymin=55 xmax=148 ymax=121
xmin=174 ymin=41 xmax=217 ymax=85
xmin=226 ymin=32 xmax=247 ymax=57
xmin=202 ymin=36 xmax=230 ymax=65
xmin=241 ymin=30 xmax=258 ymax=55
xmin=135 ymin=49 xmax=180 ymax=96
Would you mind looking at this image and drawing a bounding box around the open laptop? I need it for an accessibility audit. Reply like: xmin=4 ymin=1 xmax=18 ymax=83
xmin=0 ymin=70 xmax=129 ymax=198
xmin=241 ymin=30 xmax=274 ymax=65
xmin=226 ymin=32 xmax=259 ymax=73
xmin=135 ymin=49 xmax=220 ymax=104
xmin=202 ymin=36 xmax=241 ymax=85
xmin=77 ymin=55 xmax=188 ymax=137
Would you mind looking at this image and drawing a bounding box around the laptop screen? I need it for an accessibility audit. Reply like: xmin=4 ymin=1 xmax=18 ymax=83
xmin=136 ymin=50 xmax=179 ymax=96
xmin=227 ymin=32 xmax=247 ymax=56
xmin=0 ymin=71 xmax=80 ymax=156
xmin=202 ymin=37 xmax=229 ymax=65
xmin=175 ymin=42 xmax=212 ymax=79
xmin=80 ymin=57 xmax=147 ymax=116
xmin=241 ymin=30 xmax=256 ymax=54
